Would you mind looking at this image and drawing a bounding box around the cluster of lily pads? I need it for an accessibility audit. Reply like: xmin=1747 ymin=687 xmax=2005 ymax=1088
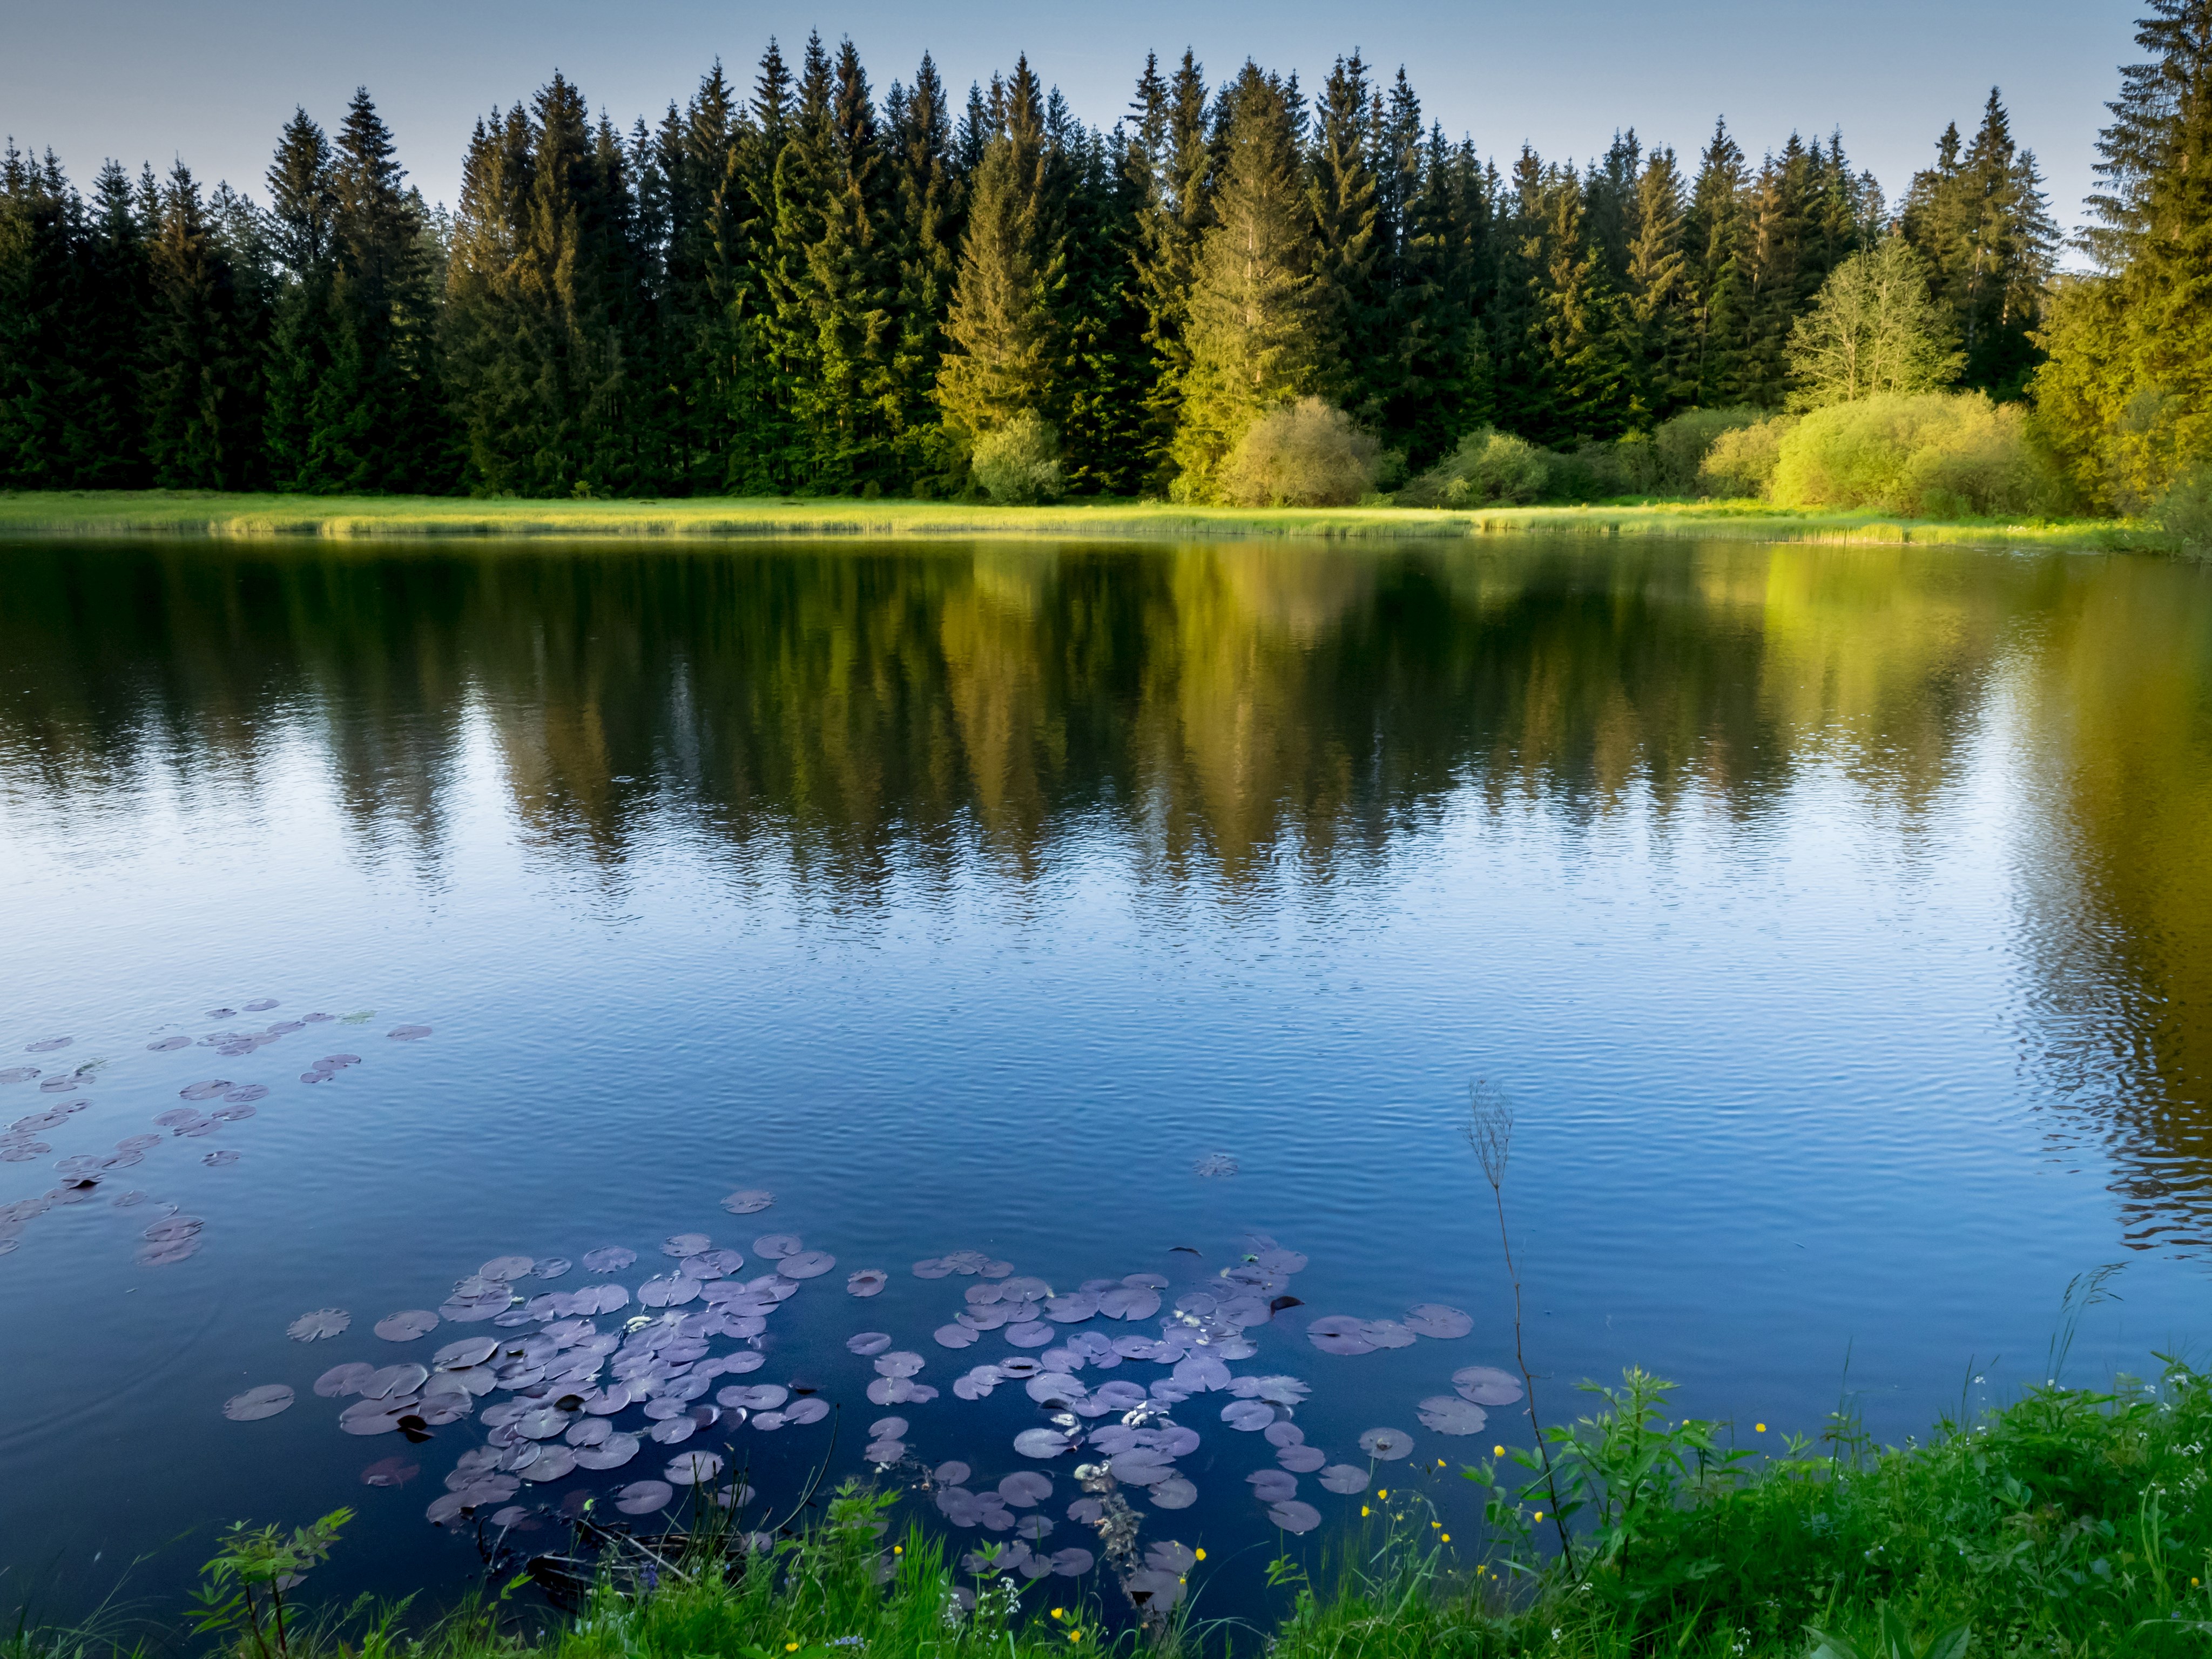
xmin=0 ymin=1007 xmax=426 ymax=1262
xmin=223 ymin=1198 xmax=1524 ymax=1610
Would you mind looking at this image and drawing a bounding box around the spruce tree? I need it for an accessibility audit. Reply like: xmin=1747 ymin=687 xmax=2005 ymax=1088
xmin=140 ymin=163 xmax=265 ymax=488
xmin=1125 ymin=50 xmax=1214 ymax=490
xmin=1308 ymin=53 xmax=1385 ymax=421
xmin=307 ymin=89 xmax=447 ymax=490
xmin=1901 ymin=90 xmax=2057 ymax=399
xmin=262 ymin=109 xmax=336 ymax=487
xmin=0 ymin=146 xmax=80 ymax=487
xmin=73 ymin=159 xmax=152 ymax=484
xmin=1624 ymin=145 xmax=1694 ymax=421
xmin=885 ymin=53 xmax=962 ymax=488
xmin=937 ymin=57 xmax=1062 ymax=444
xmin=1388 ymin=125 xmax=1489 ymax=464
xmin=1170 ymin=63 xmax=1324 ymax=496
xmin=1686 ymin=119 xmax=1750 ymax=404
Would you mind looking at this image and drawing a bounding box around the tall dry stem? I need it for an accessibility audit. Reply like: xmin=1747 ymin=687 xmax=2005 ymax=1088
xmin=1466 ymin=1078 xmax=1574 ymax=1563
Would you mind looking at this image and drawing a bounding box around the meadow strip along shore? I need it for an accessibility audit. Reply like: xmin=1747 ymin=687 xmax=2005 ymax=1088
xmin=0 ymin=491 xmax=2171 ymax=552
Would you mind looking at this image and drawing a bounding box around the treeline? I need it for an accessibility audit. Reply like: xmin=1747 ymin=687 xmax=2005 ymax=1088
xmin=0 ymin=37 xmax=2069 ymax=502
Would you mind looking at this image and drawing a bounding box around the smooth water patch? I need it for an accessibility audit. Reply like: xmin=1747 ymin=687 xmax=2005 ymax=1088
xmin=1 ymin=536 xmax=2209 ymax=1626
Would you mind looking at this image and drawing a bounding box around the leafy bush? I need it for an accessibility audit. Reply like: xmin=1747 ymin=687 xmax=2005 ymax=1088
xmin=1700 ymin=416 xmax=1795 ymax=498
xmin=1217 ymin=397 xmax=1380 ymax=507
xmin=1399 ymin=427 xmax=1553 ymax=506
xmin=969 ymin=412 xmax=1062 ymax=504
xmin=1653 ymin=406 xmax=1767 ymax=493
xmin=2156 ymin=463 xmax=2212 ymax=554
xmin=1769 ymin=392 xmax=2056 ymax=516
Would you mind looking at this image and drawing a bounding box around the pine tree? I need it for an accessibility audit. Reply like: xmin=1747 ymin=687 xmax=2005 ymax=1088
xmin=1170 ymin=63 xmax=1324 ymax=495
xmin=1308 ymin=53 xmax=1385 ymax=421
xmin=262 ymin=108 xmax=336 ymax=486
xmin=937 ymin=57 xmax=1062 ymax=444
xmin=2050 ymin=0 xmax=2212 ymax=504
xmin=1387 ymin=125 xmax=1490 ymax=463
xmin=1054 ymin=109 xmax=1148 ymax=492
xmin=884 ymin=53 xmax=962 ymax=488
xmin=305 ymin=89 xmax=447 ymax=490
xmin=72 ymin=159 xmax=152 ymax=484
xmin=1901 ymin=90 xmax=2058 ymax=399
xmin=141 ymin=162 xmax=265 ymax=487
xmin=1686 ymin=119 xmax=1750 ymax=405
xmin=1124 ymin=50 xmax=1213 ymax=490
xmin=1624 ymin=145 xmax=1694 ymax=421
xmin=0 ymin=145 xmax=82 ymax=486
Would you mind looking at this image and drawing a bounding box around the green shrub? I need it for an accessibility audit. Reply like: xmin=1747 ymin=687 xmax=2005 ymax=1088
xmin=2156 ymin=463 xmax=2212 ymax=554
xmin=1653 ymin=406 xmax=1768 ymax=492
xmin=1400 ymin=427 xmax=1553 ymax=506
xmin=1217 ymin=397 xmax=1380 ymax=507
xmin=1700 ymin=416 xmax=1795 ymax=498
xmin=969 ymin=413 xmax=1062 ymax=504
xmin=1769 ymin=392 xmax=2056 ymax=517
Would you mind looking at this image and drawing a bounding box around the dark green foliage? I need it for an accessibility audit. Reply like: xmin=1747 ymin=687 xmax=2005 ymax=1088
xmin=1899 ymin=91 xmax=2060 ymax=402
xmin=9 ymin=39 xmax=2044 ymax=502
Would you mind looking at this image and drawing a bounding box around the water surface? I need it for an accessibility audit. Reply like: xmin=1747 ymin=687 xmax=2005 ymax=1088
xmin=2 ymin=536 xmax=2209 ymax=1624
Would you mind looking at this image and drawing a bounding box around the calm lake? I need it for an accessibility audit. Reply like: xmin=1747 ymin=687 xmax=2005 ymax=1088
xmin=2 ymin=534 xmax=2209 ymax=1627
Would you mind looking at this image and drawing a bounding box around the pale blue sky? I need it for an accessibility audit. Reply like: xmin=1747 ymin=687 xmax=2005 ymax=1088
xmin=5 ymin=0 xmax=2140 ymax=240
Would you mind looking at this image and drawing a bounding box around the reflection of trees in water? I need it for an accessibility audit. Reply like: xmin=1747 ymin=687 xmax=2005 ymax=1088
xmin=2 ymin=537 xmax=2210 ymax=1247
xmin=2001 ymin=558 xmax=2212 ymax=1255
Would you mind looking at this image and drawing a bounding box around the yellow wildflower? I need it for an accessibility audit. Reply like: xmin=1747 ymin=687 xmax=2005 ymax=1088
xmin=1195 ymin=1548 xmax=1206 ymax=1560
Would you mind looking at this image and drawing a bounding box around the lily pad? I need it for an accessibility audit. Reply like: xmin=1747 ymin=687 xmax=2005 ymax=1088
xmin=288 ymin=1309 xmax=352 ymax=1341
xmin=1404 ymin=1304 xmax=1473 ymax=1339
xmin=846 ymin=1269 xmax=888 ymax=1297
xmin=1357 ymin=1427 xmax=1414 ymax=1460
xmin=1451 ymin=1365 xmax=1525 ymax=1406
xmin=1267 ymin=1499 xmax=1321 ymax=1533
xmin=615 ymin=1480 xmax=674 ymax=1515
xmin=375 ymin=1310 xmax=439 ymax=1342
xmin=224 ymin=1384 xmax=295 ymax=1421
xmin=721 ymin=1190 xmax=774 ymax=1215
xmin=1418 ymin=1395 xmax=1489 ymax=1436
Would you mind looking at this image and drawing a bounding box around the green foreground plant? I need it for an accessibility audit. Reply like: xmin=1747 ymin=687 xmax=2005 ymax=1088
xmin=21 ymin=1364 xmax=2212 ymax=1657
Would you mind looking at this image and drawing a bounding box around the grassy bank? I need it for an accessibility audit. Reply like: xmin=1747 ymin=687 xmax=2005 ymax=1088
xmin=18 ymin=1360 xmax=2212 ymax=1659
xmin=0 ymin=490 xmax=2170 ymax=554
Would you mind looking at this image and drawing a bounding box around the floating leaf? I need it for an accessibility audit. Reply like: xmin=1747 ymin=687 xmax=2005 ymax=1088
xmin=846 ymin=1269 xmax=888 ymax=1297
xmin=1267 ymin=1500 xmax=1321 ymax=1533
xmin=1451 ymin=1365 xmax=1525 ymax=1406
xmin=752 ymin=1233 xmax=801 ymax=1260
xmin=1246 ymin=1469 xmax=1299 ymax=1501
xmin=1317 ymin=1464 xmax=1369 ymax=1494
xmin=778 ymin=1250 xmax=835 ymax=1280
xmin=1305 ymin=1316 xmax=1377 ymax=1357
xmin=1357 ymin=1427 xmax=1414 ymax=1460
xmin=665 ymin=1452 xmax=722 ymax=1486
xmin=1275 ymin=1443 xmax=1326 ymax=1473
xmin=360 ymin=1456 xmax=419 ymax=1487
xmin=615 ymin=1480 xmax=674 ymax=1515
xmin=224 ymin=1384 xmax=295 ymax=1421
xmin=375 ymin=1310 xmax=439 ymax=1343
xmin=1014 ymin=1428 xmax=1076 ymax=1459
xmin=1222 ymin=1399 xmax=1274 ymax=1431
xmin=1418 ymin=1395 xmax=1488 ymax=1436
xmin=387 ymin=1025 xmax=431 ymax=1042
xmin=1149 ymin=1476 xmax=1198 ymax=1510
xmin=582 ymin=1246 xmax=636 ymax=1274
xmin=721 ymin=1190 xmax=774 ymax=1215
xmin=574 ymin=1434 xmax=641 ymax=1471
xmin=846 ymin=1332 xmax=893 ymax=1356
xmin=1404 ymin=1304 xmax=1473 ymax=1339
xmin=315 ymin=1362 xmax=376 ymax=1398
xmin=288 ymin=1308 xmax=351 ymax=1341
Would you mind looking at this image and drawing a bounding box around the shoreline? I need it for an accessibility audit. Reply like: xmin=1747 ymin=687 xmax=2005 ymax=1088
xmin=0 ymin=490 xmax=2170 ymax=555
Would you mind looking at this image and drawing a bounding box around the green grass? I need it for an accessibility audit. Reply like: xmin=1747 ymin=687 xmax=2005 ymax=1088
xmin=0 ymin=490 xmax=2170 ymax=554
xmin=17 ymin=1359 xmax=2212 ymax=1659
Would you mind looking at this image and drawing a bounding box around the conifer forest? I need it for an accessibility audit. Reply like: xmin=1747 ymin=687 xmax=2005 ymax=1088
xmin=0 ymin=6 xmax=2206 ymax=517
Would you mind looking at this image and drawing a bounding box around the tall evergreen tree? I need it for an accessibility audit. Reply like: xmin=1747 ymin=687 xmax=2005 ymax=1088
xmin=885 ymin=53 xmax=963 ymax=487
xmin=1624 ymin=145 xmax=1694 ymax=421
xmin=306 ymin=89 xmax=447 ymax=489
xmin=1125 ymin=50 xmax=1214 ymax=490
xmin=938 ymin=58 xmax=1062 ymax=443
xmin=1308 ymin=53 xmax=1385 ymax=422
xmin=262 ymin=109 xmax=336 ymax=485
xmin=141 ymin=162 xmax=266 ymax=488
xmin=1900 ymin=90 xmax=2058 ymax=399
xmin=1170 ymin=63 xmax=1324 ymax=495
xmin=1686 ymin=118 xmax=1750 ymax=405
xmin=0 ymin=146 xmax=83 ymax=487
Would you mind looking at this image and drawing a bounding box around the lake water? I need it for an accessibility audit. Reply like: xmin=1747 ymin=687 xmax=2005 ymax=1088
xmin=2 ymin=535 xmax=2209 ymax=1629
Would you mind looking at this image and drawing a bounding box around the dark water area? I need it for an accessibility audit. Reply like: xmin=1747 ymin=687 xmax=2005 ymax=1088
xmin=2 ymin=535 xmax=2210 ymax=1630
